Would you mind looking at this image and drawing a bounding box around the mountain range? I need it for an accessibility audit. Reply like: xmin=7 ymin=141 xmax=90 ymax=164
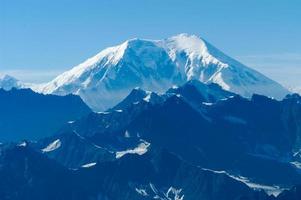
xmin=0 ymin=88 xmax=91 ymax=141
xmin=40 ymin=81 xmax=301 ymax=186
xmin=0 ymin=34 xmax=300 ymax=200
xmin=0 ymin=81 xmax=300 ymax=199
xmin=0 ymin=34 xmax=289 ymax=111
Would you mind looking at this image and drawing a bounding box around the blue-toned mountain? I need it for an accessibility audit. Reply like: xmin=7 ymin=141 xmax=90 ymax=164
xmin=0 ymin=88 xmax=91 ymax=141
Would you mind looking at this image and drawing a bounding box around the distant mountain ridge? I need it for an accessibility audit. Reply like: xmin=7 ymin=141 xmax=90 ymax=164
xmin=0 ymin=80 xmax=300 ymax=199
xmin=3 ymin=33 xmax=285 ymax=111
xmin=0 ymin=74 xmax=24 ymax=90
xmin=34 ymin=81 xmax=301 ymax=192
xmin=1 ymin=34 xmax=300 ymax=200
xmin=0 ymin=143 xmax=275 ymax=200
xmin=0 ymin=88 xmax=91 ymax=141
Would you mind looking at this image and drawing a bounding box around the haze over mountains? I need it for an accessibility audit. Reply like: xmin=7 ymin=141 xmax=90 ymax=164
xmin=0 ymin=34 xmax=289 ymax=111
xmin=0 ymin=34 xmax=300 ymax=200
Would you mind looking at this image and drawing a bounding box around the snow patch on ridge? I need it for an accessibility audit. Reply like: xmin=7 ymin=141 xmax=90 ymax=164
xmin=291 ymin=161 xmax=301 ymax=169
xmin=81 ymin=162 xmax=97 ymax=168
xmin=135 ymin=188 xmax=148 ymax=196
xmin=18 ymin=141 xmax=27 ymax=147
xmin=165 ymin=186 xmax=185 ymax=200
xmin=116 ymin=141 xmax=150 ymax=159
xmin=42 ymin=139 xmax=61 ymax=153
xmin=202 ymin=102 xmax=213 ymax=106
xmin=201 ymin=168 xmax=285 ymax=196
xmin=143 ymin=92 xmax=152 ymax=102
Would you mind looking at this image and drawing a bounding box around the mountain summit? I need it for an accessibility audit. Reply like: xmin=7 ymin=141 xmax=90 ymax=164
xmin=37 ymin=34 xmax=289 ymax=111
xmin=0 ymin=74 xmax=23 ymax=90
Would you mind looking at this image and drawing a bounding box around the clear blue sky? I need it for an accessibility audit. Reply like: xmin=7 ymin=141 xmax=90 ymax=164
xmin=0 ymin=0 xmax=300 ymax=88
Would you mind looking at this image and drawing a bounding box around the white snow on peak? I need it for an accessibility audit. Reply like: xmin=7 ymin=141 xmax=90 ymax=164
xmin=143 ymin=94 xmax=151 ymax=102
xmin=42 ymin=139 xmax=61 ymax=153
xmin=143 ymin=91 xmax=152 ymax=102
xmin=32 ymin=34 xmax=289 ymax=111
xmin=0 ymin=74 xmax=38 ymax=91
xmin=18 ymin=141 xmax=27 ymax=147
xmin=163 ymin=33 xmax=221 ymax=65
xmin=115 ymin=140 xmax=150 ymax=159
xmin=0 ymin=74 xmax=23 ymax=90
xmin=165 ymin=34 xmax=208 ymax=54
xmin=41 ymin=41 xmax=129 ymax=93
xmin=81 ymin=162 xmax=97 ymax=168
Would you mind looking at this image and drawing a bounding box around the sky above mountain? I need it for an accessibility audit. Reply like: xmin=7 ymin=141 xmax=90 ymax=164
xmin=0 ymin=0 xmax=300 ymax=88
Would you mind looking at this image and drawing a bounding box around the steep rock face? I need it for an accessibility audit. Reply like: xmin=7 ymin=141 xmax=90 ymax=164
xmin=277 ymin=185 xmax=301 ymax=200
xmin=166 ymin=80 xmax=236 ymax=108
xmin=0 ymin=144 xmax=93 ymax=200
xmin=32 ymin=132 xmax=114 ymax=169
xmin=37 ymin=34 xmax=289 ymax=111
xmin=75 ymin=149 xmax=273 ymax=200
xmin=0 ymin=88 xmax=91 ymax=141
xmin=58 ymin=82 xmax=301 ymax=190
xmin=0 ymin=81 xmax=300 ymax=199
xmin=0 ymin=143 xmax=274 ymax=200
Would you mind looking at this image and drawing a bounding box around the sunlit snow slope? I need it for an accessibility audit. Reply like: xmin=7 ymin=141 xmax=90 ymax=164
xmin=37 ymin=34 xmax=289 ymax=111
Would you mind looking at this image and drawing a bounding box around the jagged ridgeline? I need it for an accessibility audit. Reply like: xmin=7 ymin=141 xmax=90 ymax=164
xmin=0 ymin=35 xmax=300 ymax=200
xmin=0 ymin=88 xmax=91 ymax=141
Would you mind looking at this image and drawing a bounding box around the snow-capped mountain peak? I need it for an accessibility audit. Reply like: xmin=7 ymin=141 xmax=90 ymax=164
xmin=164 ymin=33 xmax=211 ymax=57
xmin=41 ymin=40 xmax=129 ymax=92
xmin=35 ymin=34 xmax=289 ymax=111
xmin=163 ymin=33 xmax=230 ymax=66
xmin=0 ymin=74 xmax=23 ymax=90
